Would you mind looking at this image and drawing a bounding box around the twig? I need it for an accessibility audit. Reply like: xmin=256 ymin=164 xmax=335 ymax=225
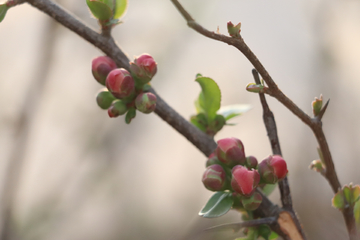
xmin=204 ymin=217 xmax=276 ymax=232
xmin=169 ymin=0 xmax=358 ymax=238
xmin=252 ymin=69 xmax=306 ymax=239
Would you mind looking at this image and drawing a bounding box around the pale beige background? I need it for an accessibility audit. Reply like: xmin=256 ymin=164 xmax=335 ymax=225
xmin=1 ymin=0 xmax=360 ymax=239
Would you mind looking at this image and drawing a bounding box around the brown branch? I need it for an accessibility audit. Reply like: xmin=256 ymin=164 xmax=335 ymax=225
xmin=253 ymin=69 xmax=306 ymax=239
xmin=170 ymin=0 xmax=358 ymax=238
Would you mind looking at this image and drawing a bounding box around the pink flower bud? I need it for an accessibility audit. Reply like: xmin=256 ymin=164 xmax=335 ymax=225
xmin=241 ymin=192 xmax=263 ymax=211
xmin=231 ymin=165 xmax=260 ymax=197
xmin=206 ymin=153 xmax=220 ymax=167
xmin=92 ymin=56 xmax=117 ymax=85
xmin=246 ymin=156 xmax=258 ymax=169
xmin=130 ymin=54 xmax=157 ymax=85
xmin=135 ymin=92 xmax=157 ymax=114
xmin=108 ymin=100 xmax=128 ymax=118
xmin=216 ymin=138 xmax=246 ymax=166
xmin=106 ymin=68 xmax=135 ymax=99
xmin=258 ymin=155 xmax=288 ymax=184
xmin=202 ymin=164 xmax=227 ymax=191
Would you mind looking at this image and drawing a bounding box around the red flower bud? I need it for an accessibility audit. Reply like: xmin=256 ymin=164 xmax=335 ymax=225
xmin=106 ymin=68 xmax=135 ymax=99
xmin=206 ymin=153 xmax=220 ymax=167
xmin=130 ymin=54 xmax=157 ymax=85
xmin=135 ymin=92 xmax=157 ymax=114
xmin=246 ymin=156 xmax=258 ymax=169
xmin=258 ymin=155 xmax=288 ymax=184
xmin=92 ymin=56 xmax=117 ymax=85
xmin=216 ymin=138 xmax=246 ymax=166
xmin=202 ymin=164 xmax=227 ymax=191
xmin=107 ymin=100 xmax=128 ymax=118
xmin=231 ymin=165 xmax=260 ymax=197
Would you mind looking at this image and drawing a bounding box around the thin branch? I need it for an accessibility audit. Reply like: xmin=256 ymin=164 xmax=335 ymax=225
xmin=253 ymin=69 xmax=306 ymax=239
xmin=204 ymin=217 xmax=276 ymax=233
xmin=169 ymin=0 xmax=358 ymax=238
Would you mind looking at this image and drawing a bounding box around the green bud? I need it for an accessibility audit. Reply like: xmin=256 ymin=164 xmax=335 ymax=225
xmin=96 ymin=90 xmax=115 ymax=109
xmin=309 ymin=159 xmax=325 ymax=174
xmin=246 ymin=83 xmax=267 ymax=93
xmin=207 ymin=114 xmax=226 ymax=136
xmin=312 ymin=95 xmax=323 ymax=117
xmin=108 ymin=100 xmax=128 ymax=118
xmin=227 ymin=21 xmax=241 ymax=38
xmin=332 ymin=184 xmax=360 ymax=211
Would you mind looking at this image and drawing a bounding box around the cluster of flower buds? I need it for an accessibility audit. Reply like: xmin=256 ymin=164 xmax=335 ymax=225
xmin=202 ymin=137 xmax=288 ymax=211
xmin=91 ymin=54 xmax=158 ymax=123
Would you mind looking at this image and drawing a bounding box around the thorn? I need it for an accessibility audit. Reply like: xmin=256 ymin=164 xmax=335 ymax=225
xmin=317 ymin=98 xmax=330 ymax=120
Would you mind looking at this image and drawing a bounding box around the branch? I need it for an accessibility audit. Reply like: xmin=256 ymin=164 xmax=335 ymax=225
xmin=253 ymin=69 xmax=306 ymax=239
xmin=24 ymin=0 xmax=217 ymax=157
xmin=170 ymin=0 xmax=357 ymax=238
xmin=204 ymin=217 xmax=276 ymax=233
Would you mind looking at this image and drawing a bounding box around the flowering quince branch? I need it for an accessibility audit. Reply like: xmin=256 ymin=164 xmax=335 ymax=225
xmin=252 ymin=69 xmax=306 ymax=239
xmin=170 ymin=0 xmax=358 ymax=238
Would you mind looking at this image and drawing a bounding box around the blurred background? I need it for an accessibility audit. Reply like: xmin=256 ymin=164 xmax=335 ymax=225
xmin=1 ymin=0 xmax=360 ymax=239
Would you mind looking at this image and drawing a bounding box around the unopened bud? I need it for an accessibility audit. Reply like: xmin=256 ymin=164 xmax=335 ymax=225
xmin=258 ymin=155 xmax=288 ymax=184
xmin=92 ymin=56 xmax=117 ymax=85
xmin=241 ymin=192 xmax=262 ymax=211
xmin=207 ymin=114 xmax=226 ymax=136
xmin=246 ymin=83 xmax=267 ymax=93
xmin=96 ymin=90 xmax=115 ymax=109
xmin=107 ymin=100 xmax=128 ymax=118
xmin=312 ymin=95 xmax=323 ymax=116
xmin=202 ymin=164 xmax=227 ymax=191
xmin=130 ymin=54 xmax=157 ymax=85
xmin=135 ymin=92 xmax=157 ymax=114
xmin=227 ymin=21 xmax=241 ymax=38
xmin=246 ymin=156 xmax=258 ymax=169
xmin=216 ymin=137 xmax=246 ymax=166
xmin=106 ymin=68 xmax=135 ymax=99
xmin=231 ymin=165 xmax=260 ymax=197
xmin=309 ymin=160 xmax=325 ymax=174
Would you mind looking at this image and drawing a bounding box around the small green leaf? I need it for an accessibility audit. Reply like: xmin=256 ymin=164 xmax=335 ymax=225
xmin=113 ymin=0 xmax=128 ymax=19
xmin=190 ymin=113 xmax=207 ymax=132
xmin=199 ymin=191 xmax=233 ymax=218
xmin=125 ymin=107 xmax=136 ymax=124
xmin=195 ymin=76 xmax=221 ymax=121
xmin=269 ymin=231 xmax=279 ymax=240
xmin=217 ymin=104 xmax=252 ymax=121
xmin=354 ymin=200 xmax=360 ymax=227
xmin=86 ymin=0 xmax=113 ymax=20
xmin=332 ymin=190 xmax=345 ymax=210
xmin=0 ymin=4 xmax=9 ymax=23
xmin=258 ymin=225 xmax=272 ymax=240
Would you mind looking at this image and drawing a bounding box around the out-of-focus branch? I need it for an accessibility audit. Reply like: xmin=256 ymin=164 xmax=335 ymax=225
xmin=253 ymin=69 xmax=306 ymax=240
xmin=170 ymin=0 xmax=358 ymax=238
xmin=0 ymin=18 xmax=58 ymax=240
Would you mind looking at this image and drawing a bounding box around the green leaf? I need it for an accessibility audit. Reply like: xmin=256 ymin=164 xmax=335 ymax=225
xmin=113 ymin=0 xmax=128 ymax=19
xmin=269 ymin=231 xmax=279 ymax=240
xmin=86 ymin=0 xmax=113 ymax=20
xmin=199 ymin=191 xmax=233 ymax=218
xmin=190 ymin=113 xmax=207 ymax=132
xmin=354 ymin=200 xmax=360 ymax=227
xmin=195 ymin=76 xmax=221 ymax=121
xmin=0 ymin=4 xmax=9 ymax=23
xmin=261 ymin=183 xmax=277 ymax=196
xmin=332 ymin=190 xmax=345 ymax=210
xmin=125 ymin=107 xmax=136 ymax=124
xmin=217 ymin=104 xmax=252 ymax=121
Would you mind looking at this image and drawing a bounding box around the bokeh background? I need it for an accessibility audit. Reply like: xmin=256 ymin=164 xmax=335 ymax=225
xmin=1 ymin=0 xmax=360 ymax=239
